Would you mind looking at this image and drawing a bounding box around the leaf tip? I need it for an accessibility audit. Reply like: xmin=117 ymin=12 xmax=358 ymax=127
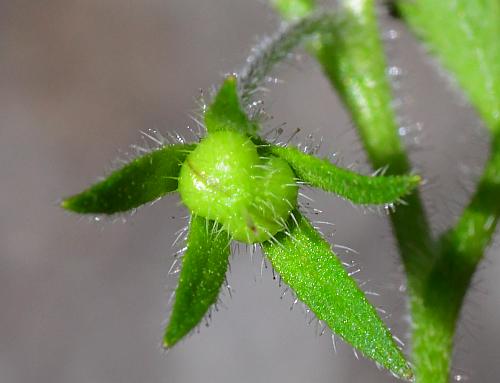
xmin=161 ymin=338 xmax=172 ymax=350
xmin=60 ymin=198 xmax=70 ymax=210
xmin=410 ymin=174 xmax=421 ymax=186
xmin=60 ymin=192 xmax=96 ymax=214
xmin=162 ymin=328 xmax=177 ymax=350
xmin=60 ymin=195 xmax=78 ymax=212
xmin=224 ymin=74 xmax=238 ymax=84
xmin=400 ymin=366 xmax=415 ymax=382
xmin=386 ymin=352 xmax=414 ymax=381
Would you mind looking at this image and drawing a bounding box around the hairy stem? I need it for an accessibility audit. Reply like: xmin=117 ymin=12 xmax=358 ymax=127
xmin=238 ymin=10 xmax=334 ymax=102
xmin=411 ymin=135 xmax=500 ymax=381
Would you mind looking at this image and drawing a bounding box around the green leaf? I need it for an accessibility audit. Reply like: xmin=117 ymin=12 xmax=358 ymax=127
xmin=398 ymin=0 xmax=500 ymax=135
xmin=61 ymin=144 xmax=195 ymax=214
xmin=164 ymin=215 xmax=231 ymax=348
xmin=261 ymin=210 xmax=413 ymax=380
xmin=270 ymin=144 xmax=420 ymax=204
xmin=204 ymin=76 xmax=258 ymax=136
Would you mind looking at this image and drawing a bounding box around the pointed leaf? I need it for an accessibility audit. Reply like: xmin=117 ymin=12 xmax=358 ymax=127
xmin=204 ymin=76 xmax=258 ymax=135
xmin=61 ymin=144 xmax=195 ymax=214
xmin=399 ymin=0 xmax=500 ymax=134
xmin=164 ymin=215 xmax=231 ymax=347
xmin=261 ymin=211 xmax=412 ymax=380
xmin=270 ymin=144 xmax=420 ymax=204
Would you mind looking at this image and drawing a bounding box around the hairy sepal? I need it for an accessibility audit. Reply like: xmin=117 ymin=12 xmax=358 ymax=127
xmin=61 ymin=144 xmax=195 ymax=214
xmin=164 ymin=215 xmax=231 ymax=347
xmin=262 ymin=210 xmax=413 ymax=380
xmin=271 ymin=144 xmax=420 ymax=205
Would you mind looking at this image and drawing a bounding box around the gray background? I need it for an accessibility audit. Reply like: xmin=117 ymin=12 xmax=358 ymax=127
xmin=1 ymin=1 xmax=499 ymax=382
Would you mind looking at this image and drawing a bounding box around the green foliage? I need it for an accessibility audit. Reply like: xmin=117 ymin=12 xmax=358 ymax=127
xmin=270 ymin=144 xmax=420 ymax=204
xmin=62 ymin=64 xmax=417 ymax=376
xmin=276 ymin=0 xmax=435 ymax=278
xmin=58 ymin=4 xmax=484 ymax=381
xmin=273 ymin=0 xmax=500 ymax=382
xmin=262 ymin=210 xmax=413 ymax=380
xmin=398 ymin=0 xmax=500 ymax=135
xmin=164 ymin=215 xmax=231 ymax=347
xmin=61 ymin=144 xmax=194 ymax=214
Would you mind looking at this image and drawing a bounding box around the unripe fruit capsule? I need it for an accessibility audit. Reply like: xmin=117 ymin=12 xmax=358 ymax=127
xmin=178 ymin=131 xmax=298 ymax=243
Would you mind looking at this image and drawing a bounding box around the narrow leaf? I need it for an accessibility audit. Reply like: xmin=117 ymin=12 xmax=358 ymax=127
xmin=164 ymin=215 xmax=231 ymax=348
xmin=262 ymin=211 xmax=413 ymax=380
xmin=204 ymin=76 xmax=258 ymax=135
xmin=271 ymin=144 xmax=420 ymax=204
xmin=399 ymin=0 xmax=500 ymax=134
xmin=61 ymin=144 xmax=195 ymax=214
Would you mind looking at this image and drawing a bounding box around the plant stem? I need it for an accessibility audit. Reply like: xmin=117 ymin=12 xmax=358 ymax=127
xmin=238 ymin=11 xmax=334 ymax=103
xmin=314 ymin=6 xmax=436 ymax=286
xmin=411 ymin=135 xmax=500 ymax=382
xmin=316 ymin=3 xmax=500 ymax=380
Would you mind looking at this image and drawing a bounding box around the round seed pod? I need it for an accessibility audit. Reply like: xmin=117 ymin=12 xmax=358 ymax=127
xmin=178 ymin=131 xmax=298 ymax=243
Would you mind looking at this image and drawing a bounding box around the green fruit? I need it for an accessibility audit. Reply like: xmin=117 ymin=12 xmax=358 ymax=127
xmin=178 ymin=131 xmax=298 ymax=243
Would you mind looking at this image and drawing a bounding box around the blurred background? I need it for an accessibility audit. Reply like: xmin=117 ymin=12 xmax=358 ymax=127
xmin=1 ymin=1 xmax=499 ymax=382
